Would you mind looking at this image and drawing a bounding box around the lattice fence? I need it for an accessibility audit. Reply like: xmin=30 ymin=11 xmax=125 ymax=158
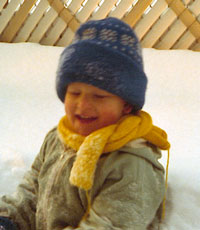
xmin=0 ymin=0 xmax=200 ymax=51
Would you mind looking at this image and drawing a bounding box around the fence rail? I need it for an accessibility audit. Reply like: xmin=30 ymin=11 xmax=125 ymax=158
xmin=0 ymin=0 xmax=200 ymax=50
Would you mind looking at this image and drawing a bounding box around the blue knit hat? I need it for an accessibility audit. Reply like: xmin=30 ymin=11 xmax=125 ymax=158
xmin=56 ymin=17 xmax=147 ymax=111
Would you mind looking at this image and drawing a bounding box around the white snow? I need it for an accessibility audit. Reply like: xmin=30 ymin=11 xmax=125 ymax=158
xmin=0 ymin=42 xmax=200 ymax=229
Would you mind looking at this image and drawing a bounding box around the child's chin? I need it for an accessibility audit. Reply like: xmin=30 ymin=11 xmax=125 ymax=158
xmin=75 ymin=120 xmax=99 ymax=136
xmin=76 ymin=126 xmax=98 ymax=136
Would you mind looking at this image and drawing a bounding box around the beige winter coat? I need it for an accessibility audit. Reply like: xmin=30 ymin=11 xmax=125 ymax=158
xmin=0 ymin=127 xmax=165 ymax=230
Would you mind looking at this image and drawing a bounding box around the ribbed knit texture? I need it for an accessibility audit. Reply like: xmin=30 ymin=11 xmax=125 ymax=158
xmin=56 ymin=17 xmax=147 ymax=111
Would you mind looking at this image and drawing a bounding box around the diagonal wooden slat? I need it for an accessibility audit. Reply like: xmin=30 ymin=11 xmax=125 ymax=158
xmin=188 ymin=0 xmax=200 ymax=17
xmin=0 ymin=0 xmax=21 ymax=35
xmin=123 ymin=0 xmax=153 ymax=27
xmin=76 ymin=0 xmax=100 ymax=22
xmin=91 ymin=0 xmax=118 ymax=20
xmin=173 ymin=30 xmax=196 ymax=49
xmin=154 ymin=19 xmax=186 ymax=49
xmin=109 ymin=0 xmax=134 ymax=18
xmin=0 ymin=0 xmax=200 ymax=51
xmin=141 ymin=8 xmax=177 ymax=48
xmin=48 ymin=0 xmax=73 ymax=23
xmin=68 ymin=0 xmax=85 ymax=14
xmin=1 ymin=0 xmax=38 ymax=42
xmin=28 ymin=7 xmax=58 ymax=43
xmin=191 ymin=41 xmax=200 ymax=51
xmin=0 ymin=0 xmax=8 ymax=12
xmin=134 ymin=0 xmax=168 ymax=40
xmin=13 ymin=0 xmax=50 ymax=42
xmin=47 ymin=0 xmax=80 ymax=32
xmin=56 ymin=27 xmax=74 ymax=47
xmin=40 ymin=17 xmax=66 ymax=46
xmin=166 ymin=0 xmax=200 ymax=41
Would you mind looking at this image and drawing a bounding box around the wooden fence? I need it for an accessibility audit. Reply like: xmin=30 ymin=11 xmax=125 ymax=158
xmin=0 ymin=0 xmax=200 ymax=50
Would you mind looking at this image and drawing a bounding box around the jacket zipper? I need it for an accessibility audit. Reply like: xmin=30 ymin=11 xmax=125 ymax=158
xmin=42 ymin=147 xmax=75 ymax=230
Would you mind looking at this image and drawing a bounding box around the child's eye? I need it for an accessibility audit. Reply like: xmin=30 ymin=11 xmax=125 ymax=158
xmin=94 ymin=94 xmax=107 ymax=99
xmin=69 ymin=92 xmax=80 ymax=96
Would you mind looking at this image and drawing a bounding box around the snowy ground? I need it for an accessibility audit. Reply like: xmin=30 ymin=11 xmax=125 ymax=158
xmin=0 ymin=42 xmax=200 ymax=229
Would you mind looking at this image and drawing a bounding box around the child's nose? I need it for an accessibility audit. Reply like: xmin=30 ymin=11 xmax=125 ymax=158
xmin=77 ymin=95 xmax=93 ymax=112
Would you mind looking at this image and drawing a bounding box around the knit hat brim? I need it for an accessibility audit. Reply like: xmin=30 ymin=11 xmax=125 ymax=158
xmin=56 ymin=41 xmax=147 ymax=111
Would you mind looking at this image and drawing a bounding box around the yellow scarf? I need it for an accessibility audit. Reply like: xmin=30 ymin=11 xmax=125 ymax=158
xmin=57 ymin=111 xmax=170 ymax=191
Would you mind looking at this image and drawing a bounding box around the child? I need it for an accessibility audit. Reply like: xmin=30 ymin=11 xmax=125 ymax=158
xmin=0 ymin=17 xmax=170 ymax=230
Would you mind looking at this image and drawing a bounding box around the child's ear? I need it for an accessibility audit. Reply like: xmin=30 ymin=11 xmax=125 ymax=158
xmin=123 ymin=103 xmax=133 ymax=115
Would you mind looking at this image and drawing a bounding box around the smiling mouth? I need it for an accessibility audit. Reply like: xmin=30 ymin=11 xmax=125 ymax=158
xmin=75 ymin=115 xmax=97 ymax=123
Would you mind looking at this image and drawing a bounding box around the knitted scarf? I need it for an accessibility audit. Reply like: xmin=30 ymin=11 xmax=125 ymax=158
xmin=57 ymin=111 xmax=170 ymax=191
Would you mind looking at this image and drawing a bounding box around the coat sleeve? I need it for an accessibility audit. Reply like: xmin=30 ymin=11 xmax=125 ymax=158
xmin=0 ymin=129 xmax=56 ymax=230
xmin=65 ymin=146 xmax=165 ymax=230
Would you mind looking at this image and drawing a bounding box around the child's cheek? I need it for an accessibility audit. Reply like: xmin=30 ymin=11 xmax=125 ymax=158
xmin=64 ymin=100 xmax=74 ymax=116
xmin=100 ymin=110 xmax=122 ymax=126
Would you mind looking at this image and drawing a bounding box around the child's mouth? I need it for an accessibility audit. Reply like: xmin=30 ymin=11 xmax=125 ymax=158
xmin=75 ymin=115 xmax=97 ymax=123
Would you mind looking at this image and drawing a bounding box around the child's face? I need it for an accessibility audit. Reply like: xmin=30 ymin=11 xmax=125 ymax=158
xmin=64 ymin=82 xmax=132 ymax=136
